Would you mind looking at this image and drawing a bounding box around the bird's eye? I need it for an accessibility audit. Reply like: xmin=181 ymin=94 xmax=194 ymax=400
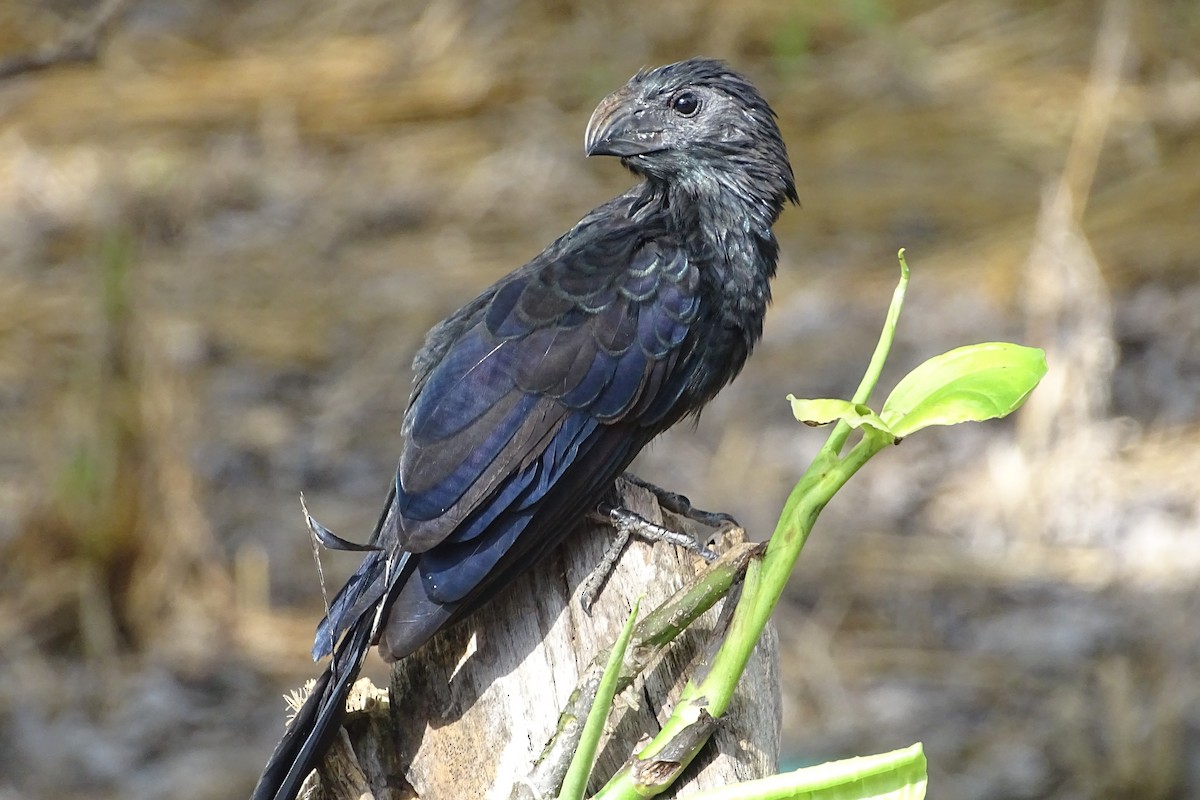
xmin=670 ymin=91 xmax=701 ymax=117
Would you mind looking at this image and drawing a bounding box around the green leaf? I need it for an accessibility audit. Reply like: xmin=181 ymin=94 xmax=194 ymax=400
xmin=787 ymin=396 xmax=895 ymax=440
xmin=880 ymin=343 xmax=1047 ymax=438
xmin=679 ymin=743 xmax=927 ymax=800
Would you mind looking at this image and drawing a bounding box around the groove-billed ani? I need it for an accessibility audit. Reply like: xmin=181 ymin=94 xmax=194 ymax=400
xmin=251 ymin=57 xmax=797 ymax=800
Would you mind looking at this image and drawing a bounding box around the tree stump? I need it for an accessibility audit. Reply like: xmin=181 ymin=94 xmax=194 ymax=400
xmin=310 ymin=479 xmax=779 ymax=799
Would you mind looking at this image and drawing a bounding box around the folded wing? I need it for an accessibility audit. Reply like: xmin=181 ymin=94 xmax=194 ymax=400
xmin=315 ymin=224 xmax=701 ymax=661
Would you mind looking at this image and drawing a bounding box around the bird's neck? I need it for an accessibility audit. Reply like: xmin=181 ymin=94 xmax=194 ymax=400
xmin=673 ymin=164 xmax=788 ymax=236
xmin=628 ymin=172 xmax=784 ymax=403
xmin=659 ymin=171 xmax=783 ymax=328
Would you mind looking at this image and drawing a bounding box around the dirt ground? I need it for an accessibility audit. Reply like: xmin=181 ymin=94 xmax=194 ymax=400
xmin=2 ymin=1 xmax=1199 ymax=798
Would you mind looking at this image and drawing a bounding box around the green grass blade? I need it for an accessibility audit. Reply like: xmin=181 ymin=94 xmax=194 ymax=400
xmin=558 ymin=598 xmax=641 ymax=800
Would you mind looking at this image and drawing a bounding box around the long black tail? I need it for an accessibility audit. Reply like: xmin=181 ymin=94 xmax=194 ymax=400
xmin=251 ymin=618 xmax=375 ymax=800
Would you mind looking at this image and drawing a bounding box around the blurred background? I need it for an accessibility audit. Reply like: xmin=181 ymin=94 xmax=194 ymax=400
xmin=2 ymin=0 xmax=1199 ymax=797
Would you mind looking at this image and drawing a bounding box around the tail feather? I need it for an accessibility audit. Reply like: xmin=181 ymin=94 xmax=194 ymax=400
xmin=312 ymin=487 xmax=401 ymax=661
xmin=251 ymin=619 xmax=375 ymax=800
xmin=312 ymin=554 xmax=387 ymax=660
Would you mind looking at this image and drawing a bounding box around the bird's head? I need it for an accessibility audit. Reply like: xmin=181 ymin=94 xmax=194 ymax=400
xmin=585 ymin=58 xmax=799 ymax=213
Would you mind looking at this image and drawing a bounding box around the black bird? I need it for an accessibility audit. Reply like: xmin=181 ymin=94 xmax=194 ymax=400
xmin=252 ymin=57 xmax=797 ymax=800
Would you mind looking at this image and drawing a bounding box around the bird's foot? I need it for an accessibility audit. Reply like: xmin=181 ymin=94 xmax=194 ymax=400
xmin=578 ymin=502 xmax=721 ymax=615
xmin=605 ymin=505 xmax=720 ymax=561
xmin=578 ymin=513 xmax=630 ymax=616
xmin=619 ymin=473 xmax=740 ymax=532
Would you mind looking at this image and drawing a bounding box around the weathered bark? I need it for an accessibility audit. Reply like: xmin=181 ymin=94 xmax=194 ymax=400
xmin=309 ymin=479 xmax=779 ymax=799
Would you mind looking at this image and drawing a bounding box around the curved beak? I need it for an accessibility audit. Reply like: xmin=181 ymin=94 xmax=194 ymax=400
xmin=584 ymin=89 xmax=662 ymax=157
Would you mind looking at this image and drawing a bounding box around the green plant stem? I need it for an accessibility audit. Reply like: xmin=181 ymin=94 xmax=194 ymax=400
xmin=592 ymin=254 xmax=912 ymax=800
xmin=593 ymin=437 xmax=889 ymax=799
xmin=825 ymin=249 xmax=909 ymax=457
